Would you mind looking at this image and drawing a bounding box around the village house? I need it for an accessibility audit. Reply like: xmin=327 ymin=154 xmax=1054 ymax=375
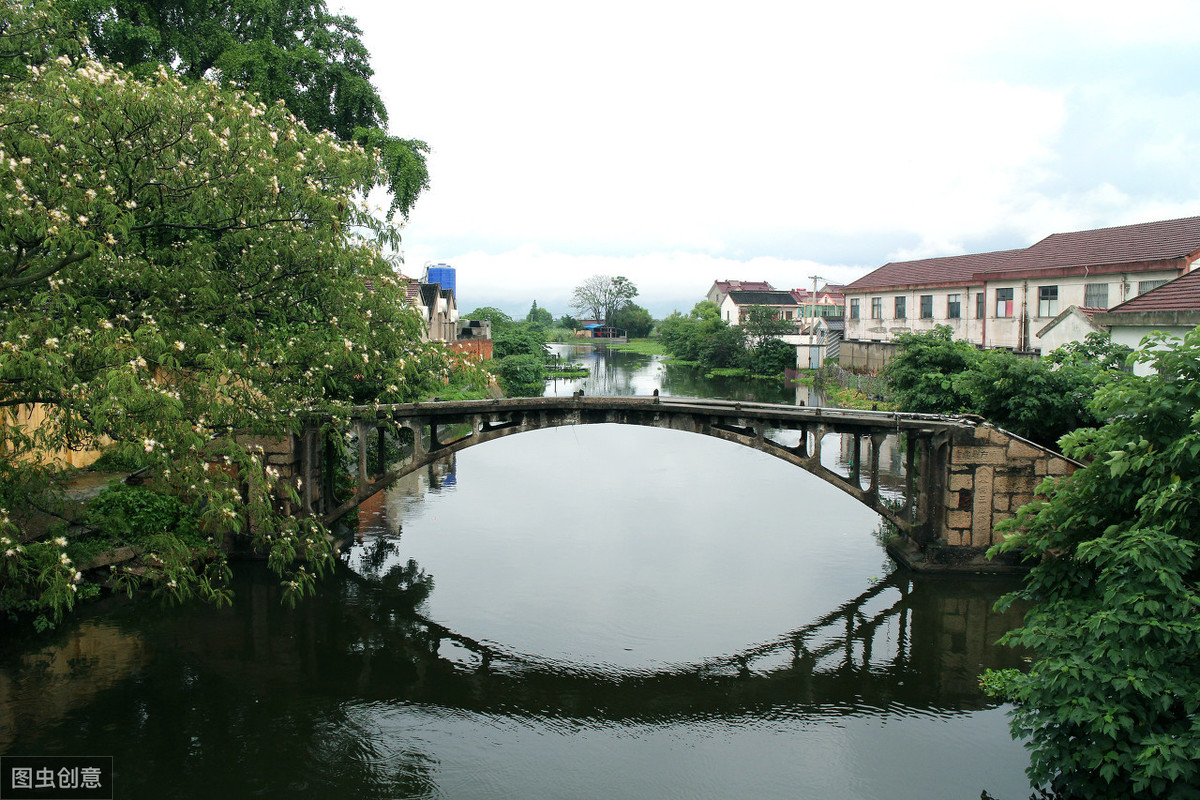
xmin=1092 ymin=268 xmax=1200 ymax=376
xmin=843 ymin=215 xmax=1200 ymax=355
xmin=706 ymin=279 xmax=775 ymax=310
xmin=718 ymin=289 xmax=802 ymax=325
xmin=406 ymin=281 xmax=458 ymax=342
xmin=792 ymin=284 xmax=846 ymax=318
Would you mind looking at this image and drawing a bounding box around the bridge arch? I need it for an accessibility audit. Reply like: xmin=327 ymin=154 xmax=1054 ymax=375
xmin=277 ymin=396 xmax=1079 ymax=572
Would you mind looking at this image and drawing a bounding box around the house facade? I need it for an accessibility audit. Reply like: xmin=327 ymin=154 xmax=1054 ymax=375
xmin=718 ymin=290 xmax=802 ymax=325
xmin=791 ymin=284 xmax=845 ymax=318
xmin=1092 ymin=268 xmax=1200 ymax=376
xmin=406 ymin=281 xmax=459 ymax=342
xmin=843 ymin=216 xmax=1200 ymax=354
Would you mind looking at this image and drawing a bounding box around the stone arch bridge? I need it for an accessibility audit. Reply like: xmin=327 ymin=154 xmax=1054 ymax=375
xmin=251 ymin=396 xmax=1079 ymax=571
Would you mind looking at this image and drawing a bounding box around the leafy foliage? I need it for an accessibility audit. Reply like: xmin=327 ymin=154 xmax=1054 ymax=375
xmin=492 ymin=354 xmax=545 ymax=398
xmin=984 ymin=329 xmax=1200 ymax=799
xmin=883 ymin=326 xmax=1127 ymax=447
xmin=611 ymin=303 xmax=653 ymax=338
xmin=525 ymin=300 xmax=554 ymax=328
xmin=0 ymin=1 xmax=486 ymax=624
xmin=882 ymin=326 xmax=981 ymax=413
xmin=660 ymin=301 xmax=794 ymax=377
xmin=570 ymin=274 xmax=638 ymax=324
xmin=65 ymin=0 xmax=429 ymax=218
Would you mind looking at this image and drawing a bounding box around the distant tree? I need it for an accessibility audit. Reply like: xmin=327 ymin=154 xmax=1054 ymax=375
xmin=570 ymin=274 xmax=638 ymax=324
xmin=984 ymin=330 xmax=1200 ymax=798
xmin=492 ymin=325 xmax=547 ymax=360
xmin=525 ymin=300 xmax=554 ymax=328
xmin=492 ymin=354 xmax=545 ymax=398
xmin=699 ymin=324 xmax=747 ymax=369
xmin=612 ymin=303 xmax=653 ymax=338
xmin=66 ymin=0 xmax=429 ymax=218
xmin=741 ymin=306 xmax=795 ymax=349
xmin=749 ymin=338 xmax=796 ymax=376
xmin=689 ymin=300 xmax=720 ymax=321
xmin=463 ymin=307 xmax=515 ymax=329
xmin=557 ymin=314 xmax=580 ymax=330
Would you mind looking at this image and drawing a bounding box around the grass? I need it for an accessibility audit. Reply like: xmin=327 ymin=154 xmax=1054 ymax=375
xmin=550 ymin=336 xmax=668 ymax=356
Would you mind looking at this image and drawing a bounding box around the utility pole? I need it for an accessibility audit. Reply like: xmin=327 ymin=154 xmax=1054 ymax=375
xmin=808 ymin=275 xmax=824 ymax=325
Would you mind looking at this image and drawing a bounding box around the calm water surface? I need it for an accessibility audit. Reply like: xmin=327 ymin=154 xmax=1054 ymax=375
xmin=0 ymin=345 xmax=1035 ymax=798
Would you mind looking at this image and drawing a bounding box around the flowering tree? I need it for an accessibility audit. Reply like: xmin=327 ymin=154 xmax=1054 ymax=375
xmin=66 ymin=0 xmax=430 ymax=218
xmin=0 ymin=0 xmax=484 ymax=626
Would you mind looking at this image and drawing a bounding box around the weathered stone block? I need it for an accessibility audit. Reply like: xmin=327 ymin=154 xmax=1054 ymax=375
xmin=993 ymin=494 xmax=1010 ymax=512
xmin=236 ymin=435 xmax=296 ymax=455
xmin=949 ymin=474 xmax=974 ymax=491
xmin=972 ymin=465 xmax=994 ymax=532
xmin=994 ymin=475 xmax=1035 ymax=494
xmin=952 ymin=446 xmax=1007 ymax=465
xmin=1047 ymin=459 xmax=1075 ymax=476
xmin=947 ymin=510 xmax=972 ymax=529
xmin=986 ymin=428 xmax=1012 ymax=445
xmin=1011 ymin=493 xmax=1035 ymax=509
xmin=1008 ymin=440 xmax=1045 ymax=459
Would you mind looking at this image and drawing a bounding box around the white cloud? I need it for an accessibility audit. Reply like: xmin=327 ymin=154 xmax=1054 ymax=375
xmin=338 ymin=0 xmax=1200 ymax=307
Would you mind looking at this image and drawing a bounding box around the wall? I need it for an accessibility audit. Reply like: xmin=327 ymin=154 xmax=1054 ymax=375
xmin=846 ymin=268 xmax=1183 ymax=353
xmin=450 ymin=339 xmax=493 ymax=361
xmin=2 ymin=404 xmax=105 ymax=468
xmin=941 ymin=425 xmax=1077 ymax=551
xmin=838 ymin=339 xmax=900 ymax=372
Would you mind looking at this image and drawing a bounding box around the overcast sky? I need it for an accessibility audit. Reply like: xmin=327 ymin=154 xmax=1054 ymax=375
xmin=337 ymin=0 xmax=1200 ymax=318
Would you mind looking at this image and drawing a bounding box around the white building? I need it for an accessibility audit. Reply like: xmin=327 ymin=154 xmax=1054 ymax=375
xmin=1093 ymin=268 xmax=1200 ymax=376
xmin=844 ymin=216 xmax=1200 ymax=354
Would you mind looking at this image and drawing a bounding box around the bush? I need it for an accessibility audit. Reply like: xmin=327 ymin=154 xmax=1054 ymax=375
xmin=493 ymin=354 xmax=546 ymax=397
xmin=985 ymin=329 xmax=1200 ymax=798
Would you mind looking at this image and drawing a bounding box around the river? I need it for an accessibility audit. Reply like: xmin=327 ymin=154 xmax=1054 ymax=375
xmin=0 ymin=344 xmax=1035 ymax=799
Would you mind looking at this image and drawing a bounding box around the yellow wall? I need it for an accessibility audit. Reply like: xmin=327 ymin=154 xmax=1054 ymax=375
xmin=3 ymin=404 xmax=105 ymax=469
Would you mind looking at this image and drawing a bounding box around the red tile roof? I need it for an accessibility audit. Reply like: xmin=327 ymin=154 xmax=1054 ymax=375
xmin=986 ymin=215 xmax=1200 ymax=279
xmin=845 ymin=249 xmax=1023 ymax=292
xmin=713 ymin=280 xmax=775 ymax=295
xmin=791 ymin=288 xmax=845 ymax=303
xmin=1103 ymin=267 xmax=1200 ymax=313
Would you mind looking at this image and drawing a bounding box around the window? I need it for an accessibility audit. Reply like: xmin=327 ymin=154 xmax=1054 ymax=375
xmin=920 ymin=295 xmax=933 ymax=318
xmin=1139 ymin=279 xmax=1169 ymax=296
xmin=947 ymin=294 xmax=961 ymax=319
xmin=894 ymin=296 xmax=906 ymax=319
xmin=871 ymin=297 xmax=882 ymax=319
xmin=996 ymin=288 xmax=1014 ymax=317
xmin=849 ymin=298 xmax=860 ymax=320
xmin=1084 ymin=282 xmax=1108 ymax=308
xmin=976 ymin=292 xmax=986 ymax=318
xmin=784 ymin=310 xmax=793 ymax=319
xmin=1038 ymin=285 xmax=1058 ymax=317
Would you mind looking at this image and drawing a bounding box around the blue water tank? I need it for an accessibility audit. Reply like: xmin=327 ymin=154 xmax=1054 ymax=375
xmin=426 ymin=264 xmax=456 ymax=296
